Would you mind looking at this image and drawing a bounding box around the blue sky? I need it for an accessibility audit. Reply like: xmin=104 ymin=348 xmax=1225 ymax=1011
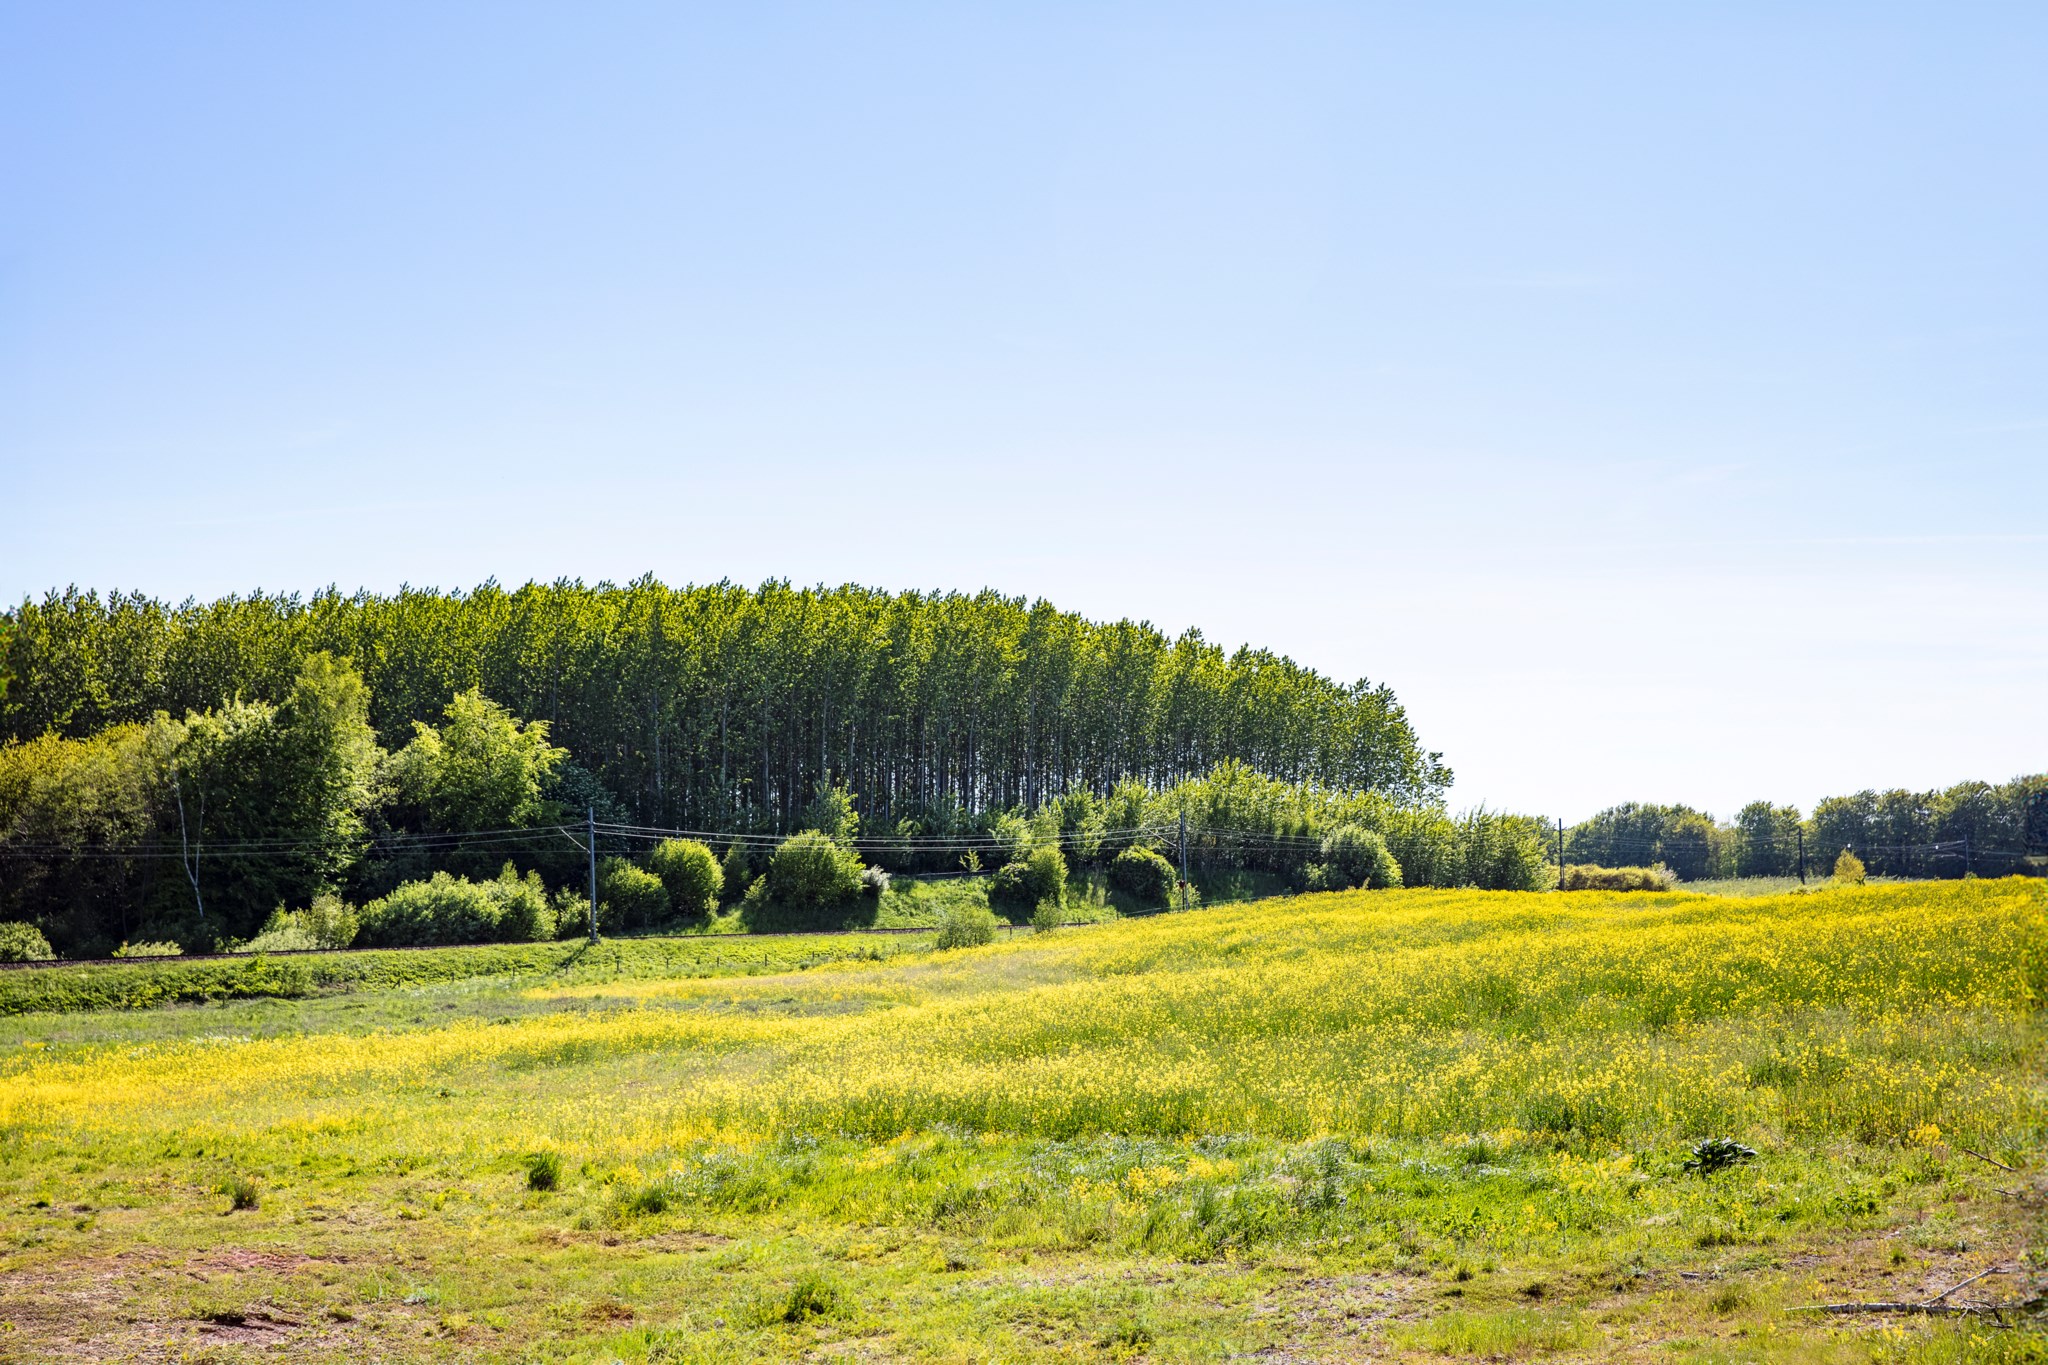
xmin=4 ymin=4 xmax=2043 ymax=820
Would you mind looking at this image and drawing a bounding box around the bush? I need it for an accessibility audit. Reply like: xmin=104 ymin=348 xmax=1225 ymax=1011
xmin=1833 ymin=849 xmax=1866 ymax=884
xmin=861 ymin=865 xmax=891 ymax=897
xmin=934 ymin=904 xmax=1000 ymax=950
xmin=987 ymin=846 xmax=1068 ymax=919
xmin=244 ymin=893 xmax=360 ymax=953
xmin=1561 ymin=864 xmax=1674 ymax=892
xmin=111 ymin=940 xmax=183 ymax=958
xmin=765 ymin=830 xmax=865 ymax=909
xmin=357 ymin=865 xmax=552 ymax=947
xmin=219 ymin=1175 xmax=260 ymax=1211
xmin=598 ymin=858 xmax=671 ymax=932
xmin=719 ymin=845 xmax=751 ymax=903
xmin=1030 ymin=900 xmax=1064 ymax=934
xmin=647 ymin=839 xmax=721 ymax=918
xmin=0 ymin=922 xmax=55 ymax=962
xmin=1321 ymin=825 xmax=1403 ymax=890
xmin=550 ymin=887 xmax=590 ymax=939
xmin=1107 ymin=845 xmax=1176 ymax=907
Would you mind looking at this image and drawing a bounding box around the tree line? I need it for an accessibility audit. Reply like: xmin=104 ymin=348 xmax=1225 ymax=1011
xmin=1565 ymin=779 xmax=2048 ymax=881
xmin=1 ymin=579 xmax=1449 ymax=831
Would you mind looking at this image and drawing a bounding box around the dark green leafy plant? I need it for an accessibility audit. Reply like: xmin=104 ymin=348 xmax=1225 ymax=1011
xmin=1683 ymin=1137 xmax=1758 ymax=1177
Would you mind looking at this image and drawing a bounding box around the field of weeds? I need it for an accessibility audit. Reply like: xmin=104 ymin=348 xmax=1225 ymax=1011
xmin=0 ymin=880 xmax=2042 ymax=1362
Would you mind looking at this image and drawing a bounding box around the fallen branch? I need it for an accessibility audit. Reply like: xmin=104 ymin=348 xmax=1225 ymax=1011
xmin=1957 ymin=1147 xmax=2019 ymax=1173
xmin=1790 ymin=1268 xmax=2024 ymax=1318
xmin=1926 ymin=1267 xmax=2009 ymax=1303
xmin=1790 ymin=1302 xmax=1987 ymax=1317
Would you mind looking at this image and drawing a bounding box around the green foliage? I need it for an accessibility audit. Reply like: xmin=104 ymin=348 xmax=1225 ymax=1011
xmin=524 ymin=1151 xmax=562 ymax=1192
xmin=356 ymin=865 xmax=551 ymax=947
xmin=749 ymin=1273 xmax=839 ymax=1326
xmin=1107 ymin=845 xmax=1176 ymax=907
xmin=0 ymin=932 xmax=911 ymax=1016
xmin=385 ymin=688 xmax=564 ymax=835
xmin=598 ymin=857 xmax=670 ymax=933
xmin=0 ymin=582 xmax=1453 ymax=839
xmin=803 ymin=783 xmax=860 ymax=846
xmin=718 ymin=845 xmax=751 ymax=903
xmin=1683 ymin=1136 xmax=1758 ymax=1176
xmin=111 ymin=940 xmax=183 ymax=958
xmin=646 ymin=838 xmax=721 ymax=918
xmin=1562 ymin=864 xmax=1674 ymax=892
xmin=988 ymin=845 xmax=1068 ymax=919
xmin=1319 ymin=825 xmax=1402 ymax=890
xmin=243 ymin=893 xmax=360 ymax=952
xmin=1835 ymin=849 xmax=1867 ymax=884
xmin=219 ymin=1175 xmax=260 ymax=1211
xmin=0 ymin=921 xmax=54 ymax=961
xmin=1030 ymin=899 xmax=1064 ymax=933
xmin=764 ymin=831 xmax=865 ymax=910
xmin=933 ymin=903 xmax=1000 ymax=950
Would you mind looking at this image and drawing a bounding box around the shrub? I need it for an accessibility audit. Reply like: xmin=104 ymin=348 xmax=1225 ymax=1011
xmin=647 ymin=839 xmax=721 ymax=918
xmin=1833 ymin=849 xmax=1866 ymax=884
xmin=1683 ymin=1136 xmax=1758 ymax=1177
xmin=598 ymin=858 xmax=670 ymax=932
xmin=861 ymin=865 xmax=891 ymax=898
xmin=1107 ymin=845 xmax=1176 ymax=907
xmin=718 ymin=845 xmax=751 ymax=903
xmin=550 ymin=887 xmax=590 ymax=939
xmin=1322 ymin=825 xmax=1403 ymax=890
xmin=0 ymin=922 xmax=55 ymax=962
xmin=765 ymin=831 xmax=865 ymax=909
xmin=244 ymin=893 xmax=360 ymax=953
xmin=524 ymin=1151 xmax=562 ymax=1192
xmin=987 ymin=845 xmax=1068 ymax=918
xmin=1561 ymin=864 xmax=1674 ymax=892
xmin=112 ymin=940 xmax=183 ymax=958
xmin=357 ymin=865 xmax=551 ymax=947
xmin=1030 ymin=899 xmax=1064 ymax=933
xmin=933 ymin=904 xmax=1000 ymax=950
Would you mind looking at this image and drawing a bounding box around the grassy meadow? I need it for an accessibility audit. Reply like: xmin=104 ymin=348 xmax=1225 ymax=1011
xmin=0 ymin=880 xmax=2042 ymax=1362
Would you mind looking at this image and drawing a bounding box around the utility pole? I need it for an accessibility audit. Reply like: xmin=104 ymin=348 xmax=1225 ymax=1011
xmin=1556 ymin=819 xmax=1565 ymax=891
xmin=1962 ymin=833 xmax=1971 ymax=878
xmin=587 ymin=804 xmax=600 ymax=943
xmin=1797 ymin=827 xmax=1806 ymax=884
xmin=1178 ymin=809 xmax=1189 ymax=912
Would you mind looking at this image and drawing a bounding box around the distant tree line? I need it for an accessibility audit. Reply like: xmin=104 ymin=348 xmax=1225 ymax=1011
xmin=1565 ymin=778 xmax=2048 ymax=881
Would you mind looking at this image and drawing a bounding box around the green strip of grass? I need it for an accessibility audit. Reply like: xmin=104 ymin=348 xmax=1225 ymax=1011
xmin=0 ymin=932 xmax=924 ymax=1016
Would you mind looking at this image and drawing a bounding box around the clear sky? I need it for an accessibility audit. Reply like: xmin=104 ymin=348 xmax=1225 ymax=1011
xmin=4 ymin=4 xmax=2043 ymax=821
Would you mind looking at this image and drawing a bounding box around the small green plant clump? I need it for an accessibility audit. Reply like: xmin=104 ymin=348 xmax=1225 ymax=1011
xmin=751 ymin=1273 xmax=838 ymax=1326
xmin=0 ymin=921 xmax=56 ymax=962
xmin=1683 ymin=1136 xmax=1758 ymax=1177
xmin=524 ymin=1151 xmax=562 ymax=1191
xmin=1834 ymin=849 xmax=1867 ymax=884
xmin=1030 ymin=899 xmax=1064 ymax=934
xmin=220 ymin=1175 xmax=260 ymax=1211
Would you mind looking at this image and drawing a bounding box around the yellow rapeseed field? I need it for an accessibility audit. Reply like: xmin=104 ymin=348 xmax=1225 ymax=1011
xmin=0 ymin=879 xmax=2041 ymax=1363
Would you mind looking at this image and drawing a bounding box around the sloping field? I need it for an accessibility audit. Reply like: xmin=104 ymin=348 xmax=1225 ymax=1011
xmin=0 ymin=881 xmax=2042 ymax=1362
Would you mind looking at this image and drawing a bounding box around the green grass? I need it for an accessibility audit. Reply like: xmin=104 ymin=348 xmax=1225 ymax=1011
xmin=0 ymin=930 xmax=925 ymax=1017
xmin=0 ymin=881 xmax=2040 ymax=1363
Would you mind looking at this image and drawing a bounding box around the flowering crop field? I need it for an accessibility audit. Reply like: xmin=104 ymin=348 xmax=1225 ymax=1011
xmin=0 ymin=881 xmax=2042 ymax=1362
